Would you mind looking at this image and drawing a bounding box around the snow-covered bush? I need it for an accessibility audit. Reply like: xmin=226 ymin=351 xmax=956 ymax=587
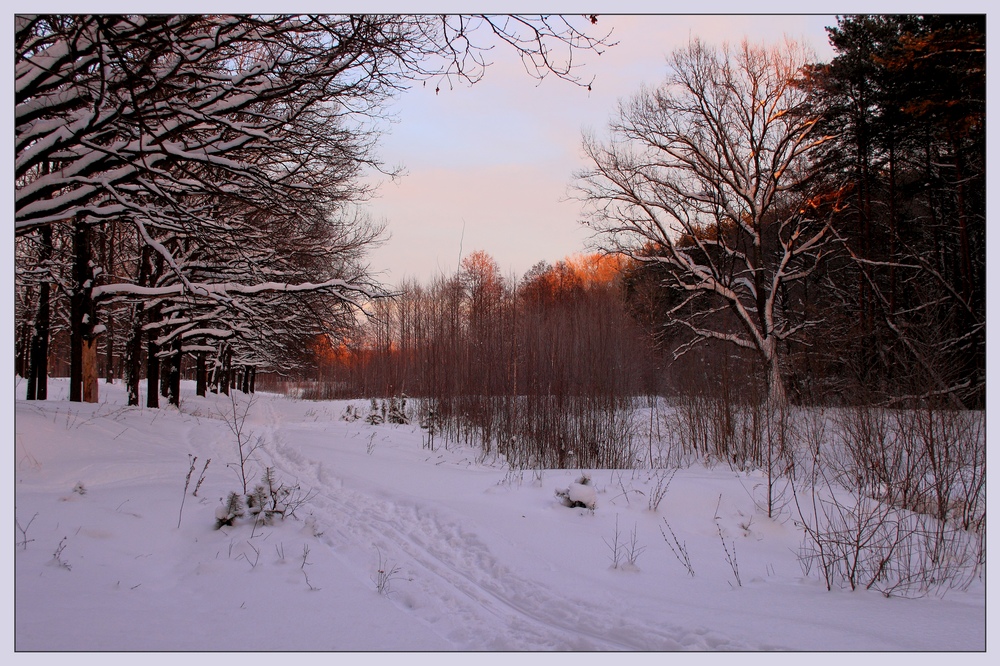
xmin=556 ymin=473 xmax=597 ymax=510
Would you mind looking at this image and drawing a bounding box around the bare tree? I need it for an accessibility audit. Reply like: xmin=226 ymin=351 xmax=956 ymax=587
xmin=576 ymin=39 xmax=838 ymax=406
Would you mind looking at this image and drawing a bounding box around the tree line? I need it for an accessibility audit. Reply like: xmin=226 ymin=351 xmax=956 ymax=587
xmin=306 ymin=252 xmax=655 ymax=468
xmin=13 ymin=14 xmax=611 ymax=407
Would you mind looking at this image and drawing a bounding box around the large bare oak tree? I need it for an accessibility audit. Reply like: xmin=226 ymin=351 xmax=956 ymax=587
xmin=576 ymin=39 xmax=837 ymax=405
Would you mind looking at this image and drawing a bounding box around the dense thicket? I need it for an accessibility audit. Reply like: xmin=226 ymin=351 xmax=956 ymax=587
xmin=309 ymin=252 xmax=657 ymax=468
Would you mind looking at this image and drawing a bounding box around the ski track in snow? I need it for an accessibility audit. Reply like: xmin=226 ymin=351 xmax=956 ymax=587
xmin=254 ymin=399 xmax=746 ymax=651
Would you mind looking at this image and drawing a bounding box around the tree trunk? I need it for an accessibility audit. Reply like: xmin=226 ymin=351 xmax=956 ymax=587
xmin=764 ymin=339 xmax=787 ymax=408
xmin=82 ymin=337 xmax=99 ymax=403
xmin=124 ymin=305 xmax=145 ymax=407
xmin=70 ymin=318 xmax=83 ymax=403
xmin=196 ymin=352 xmax=207 ymax=397
xmin=70 ymin=218 xmax=95 ymax=403
xmin=159 ymin=356 xmax=170 ymax=399
xmin=952 ymin=133 xmax=973 ymax=305
xmin=102 ymin=222 xmax=116 ymax=383
xmin=209 ymin=343 xmax=224 ymax=394
xmin=167 ymin=339 xmax=182 ymax=407
xmin=220 ymin=347 xmax=231 ymax=396
xmin=26 ymin=165 xmax=53 ymax=398
xmin=15 ymin=291 xmax=32 ymax=379
xmin=26 ymin=239 xmax=51 ymax=400
xmin=146 ymin=338 xmax=160 ymax=409
xmin=125 ymin=247 xmax=155 ymax=406
xmin=888 ymin=138 xmax=897 ymax=316
xmin=105 ymin=309 xmax=116 ymax=384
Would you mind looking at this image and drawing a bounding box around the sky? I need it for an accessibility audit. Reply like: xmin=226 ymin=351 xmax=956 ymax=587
xmin=361 ymin=14 xmax=840 ymax=285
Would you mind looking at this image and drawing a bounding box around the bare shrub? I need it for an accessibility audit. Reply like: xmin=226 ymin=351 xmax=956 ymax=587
xmin=647 ymin=466 xmax=677 ymax=512
xmin=715 ymin=520 xmax=741 ymax=588
xmin=659 ymin=518 xmax=694 ymax=577
xmin=794 ymin=473 xmax=910 ymax=593
xmin=372 ymin=547 xmax=402 ymax=596
xmin=830 ymin=402 xmax=985 ymax=577
xmin=604 ymin=514 xmax=625 ymax=569
xmin=664 ymin=371 xmax=794 ymax=519
xmin=793 ymin=408 xmax=984 ymax=597
xmin=218 ymin=393 xmax=261 ymax=495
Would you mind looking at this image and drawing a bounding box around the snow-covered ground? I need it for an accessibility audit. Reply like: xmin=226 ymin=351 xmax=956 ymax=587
xmin=13 ymin=379 xmax=987 ymax=653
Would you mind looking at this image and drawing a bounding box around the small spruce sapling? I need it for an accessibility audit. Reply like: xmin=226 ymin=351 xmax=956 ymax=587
xmin=388 ymin=396 xmax=409 ymax=424
xmin=215 ymin=492 xmax=245 ymax=529
xmin=366 ymin=398 xmax=384 ymax=425
xmin=216 ymin=467 xmax=313 ymax=529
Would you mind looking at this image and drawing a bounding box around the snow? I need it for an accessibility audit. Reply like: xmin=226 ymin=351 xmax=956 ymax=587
xmin=12 ymin=379 xmax=988 ymax=655
xmin=568 ymin=482 xmax=597 ymax=509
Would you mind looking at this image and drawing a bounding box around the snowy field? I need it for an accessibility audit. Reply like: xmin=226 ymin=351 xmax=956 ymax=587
xmin=13 ymin=379 xmax=987 ymax=653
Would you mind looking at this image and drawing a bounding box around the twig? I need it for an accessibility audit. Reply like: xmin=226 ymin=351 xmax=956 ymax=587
xmin=603 ymin=514 xmax=623 ymax=568
xmin=372 ymin=546 xmax=401 ymax=596
xmin=716 ymin=520 xmax=742 ymax=587
xmin=660 ymin=518 xmax=694 ymax=577
xmin=193 ymin=458 xmax=211 ymax=497
xmin=301 ymin=544 xmax=320 ymax=591
xmin=16 ymin=513 xmax=38 ymax=549
xmin=625 ymin=522 xmax=647 ymax=568
xmin=52 ymin=537 xmax=71 ymax=570
xmin=178 ymin=454 xmax=197 ymax=528
xmin=240 ymin=541 xmax=261 ymax=569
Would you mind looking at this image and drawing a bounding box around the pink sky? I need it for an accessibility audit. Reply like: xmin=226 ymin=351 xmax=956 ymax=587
xmin=363 ymin=14 xmax=838 ymax=284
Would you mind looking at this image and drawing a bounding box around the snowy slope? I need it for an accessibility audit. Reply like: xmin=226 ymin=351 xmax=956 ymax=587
xmin=13 ymin=380 xmax=987 ymax=652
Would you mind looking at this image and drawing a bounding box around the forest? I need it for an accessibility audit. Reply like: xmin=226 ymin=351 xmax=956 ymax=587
xmin=13 ymin=13 xmax=987 ymax=612
xmin=15 ymin=15 xmax=984 ymax=434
